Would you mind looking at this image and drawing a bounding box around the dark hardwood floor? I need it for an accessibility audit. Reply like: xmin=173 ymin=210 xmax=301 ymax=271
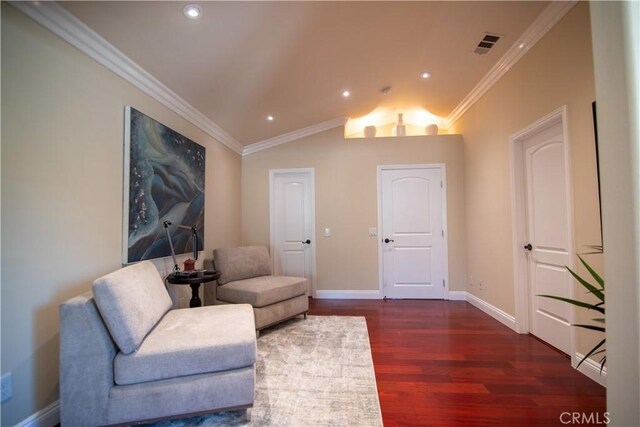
xmin=308 ymin=299 xmax=607 ymax=427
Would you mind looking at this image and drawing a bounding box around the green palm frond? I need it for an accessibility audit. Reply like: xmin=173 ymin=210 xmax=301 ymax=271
xmin=578 ymin=255 xmax=604 ymax=289
xmin=537 ymin=294 xmax=604 ymax=314
xmin=538 ymin=254 xmax=606 ymax=373
xmin=566 ymin=265 xmax=604 ymax=301
xmin=577 ymin=338 xmax=606 ymax=371
xmin=573 ymin=324 xmax=605 ymax=333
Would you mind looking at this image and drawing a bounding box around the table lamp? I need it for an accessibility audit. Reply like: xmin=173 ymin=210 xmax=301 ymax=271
xmin=163 ymin=220 xmax=199 ymax=275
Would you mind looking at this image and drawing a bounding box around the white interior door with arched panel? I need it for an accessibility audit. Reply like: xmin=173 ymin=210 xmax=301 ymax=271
xmin=269 ymin=169 xmax=315 ymax=296
xmin=511 ymin=106 xmax=575 ymax=357
xmin=378 ymin=164 xmax=449 ymax=299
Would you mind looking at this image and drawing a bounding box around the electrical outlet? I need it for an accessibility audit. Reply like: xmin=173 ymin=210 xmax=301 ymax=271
xmin=1 ymin=372 xmax=12 ymax=403
xmin=478 ymin=280 xmax=484 ymax=290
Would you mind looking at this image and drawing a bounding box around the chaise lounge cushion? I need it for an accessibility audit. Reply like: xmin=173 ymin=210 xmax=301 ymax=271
xmin=214 ymin=246 xmax=272 ymax=285
xmin=93 ymin=261 xmax=172 ymax=355
xmin=217 ymin=276 xmax=307 ymax=308
xmin=114 ymin=304 xmax=256 ymax=385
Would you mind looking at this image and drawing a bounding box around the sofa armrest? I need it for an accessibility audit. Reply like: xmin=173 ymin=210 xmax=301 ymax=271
xmin=60 ymin=293 xmax=117 ymax=426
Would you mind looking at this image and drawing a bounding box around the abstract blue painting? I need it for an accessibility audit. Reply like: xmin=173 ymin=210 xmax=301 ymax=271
xmin=123 ymin=107 xmax=205 ymax=263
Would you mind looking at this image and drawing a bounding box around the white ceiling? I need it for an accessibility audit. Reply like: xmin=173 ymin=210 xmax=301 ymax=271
xmin=60 ymin=1 xmax=549 ymax=146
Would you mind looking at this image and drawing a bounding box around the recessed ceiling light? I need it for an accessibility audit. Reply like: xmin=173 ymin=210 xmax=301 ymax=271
xmin=183 ymin=4 xmax=202 ymax=19
xmin=420 ymin=71 xmax=431 ymax=79
xmin=342 ymin=90 xmax=351 ymax=98
xmin=266 ymin=115 xmax=274 ymax=121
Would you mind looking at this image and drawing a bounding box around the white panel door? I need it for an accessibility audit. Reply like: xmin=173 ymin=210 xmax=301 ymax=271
xmin=271 ymin=170 xmax=314 ymax=294
xmin=523 ymin=121 xmax=572 ymax=355
xmin=381 ymin=167 xmax=445 ymax=299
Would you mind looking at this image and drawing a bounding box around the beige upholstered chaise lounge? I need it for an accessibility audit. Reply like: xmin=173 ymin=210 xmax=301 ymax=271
xmin=205 ymin=246 xmax=308 ymax=334
xmin=59 ymin=261 xmax=257 ymax=426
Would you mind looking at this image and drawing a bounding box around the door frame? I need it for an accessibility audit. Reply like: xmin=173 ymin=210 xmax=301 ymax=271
xmin=269 ymin=168 xmax=317 ymax=297
xmin=509 ymin=106 xmax=577 ymax=363
xmin=376 ymin=164 xmax=450 ymax=299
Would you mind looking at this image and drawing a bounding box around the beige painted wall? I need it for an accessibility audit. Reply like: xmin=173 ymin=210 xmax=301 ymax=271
xmin=450 ymin=3 xmax=602 ymax=354
xmin=242 ymin=128 xmax=465 ymax=294
xmin=1 ymin=5 xmax=241 ymax=425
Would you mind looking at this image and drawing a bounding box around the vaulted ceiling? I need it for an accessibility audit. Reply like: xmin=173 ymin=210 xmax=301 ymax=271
xmin=60 ymin=1 xmax=550 ymax=146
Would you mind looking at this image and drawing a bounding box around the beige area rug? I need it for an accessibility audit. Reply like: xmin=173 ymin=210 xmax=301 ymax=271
xmin=148 ymin=316 xmax=383 ymax=427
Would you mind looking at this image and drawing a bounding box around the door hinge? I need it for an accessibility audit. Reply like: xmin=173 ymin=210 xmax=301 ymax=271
xmin=442 ymin=230 xmax=444 ymax=237
xmin=443 ymin=279 xmax=445 ymax=287
xmin=441 ymin=181 xmax=443 ymax=188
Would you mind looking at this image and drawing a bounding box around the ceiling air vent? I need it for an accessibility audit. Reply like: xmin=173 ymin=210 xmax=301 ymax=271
xmin=474 ymin=33 xmax=501 ymax=55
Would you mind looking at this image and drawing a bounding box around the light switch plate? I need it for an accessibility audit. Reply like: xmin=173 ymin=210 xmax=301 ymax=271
xmin=324 ymin=228 xmax=331 ymax=237
xmin=368 ymin=227 xmax=378 ymax=236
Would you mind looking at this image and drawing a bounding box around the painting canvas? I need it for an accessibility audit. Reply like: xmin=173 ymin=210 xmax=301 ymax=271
xmin=123 ymin=107 xmax=205 ymax=264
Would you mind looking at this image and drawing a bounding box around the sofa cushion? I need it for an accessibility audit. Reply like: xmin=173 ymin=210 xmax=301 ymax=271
xmin=114 ymin=304 xmax=256 ymax=385
xmin=217 ymin=276 xmax=307 ymax=308
xmin=214 ymin=246 xmax=272 ymax=285
xmin=92 ymin=261 xmax=172 ymax=355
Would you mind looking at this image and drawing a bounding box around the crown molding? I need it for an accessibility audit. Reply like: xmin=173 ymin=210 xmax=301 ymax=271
xmin=11 ymin=1 xmax=244 ymax=155
xmin=446 ymin=0 xmax=578 ymax=129
xmin=12 ymin=1 xmax=576 ymax=154
xmin=243 ymin=117 xmax=346 ymax=156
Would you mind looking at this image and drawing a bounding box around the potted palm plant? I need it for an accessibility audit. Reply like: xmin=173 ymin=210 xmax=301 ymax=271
xmin=539 ymin=246 xmax=605 ymax=372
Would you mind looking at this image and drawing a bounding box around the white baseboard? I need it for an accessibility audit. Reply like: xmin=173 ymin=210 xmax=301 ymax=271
xmin=17 ymin=400 xmax=60 ymax=427
xmin=574 ymin=352 xmax=607 ymax=387
xmin=314 ymin=290 xmax=469 ymax=300
xmin=465 ymin=292 xmax=517 ymax=331
xmin=447 ymin=291 xmax=467 ymax=301
xmin=314 ymin=290 xmax=382 ymax=299
xmin=461 ymin=292 xmax=606 ymax=387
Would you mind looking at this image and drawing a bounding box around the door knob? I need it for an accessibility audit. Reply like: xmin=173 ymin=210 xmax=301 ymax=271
xmin=302 ymin=239 xmax=311 ymax=244
xmin=384 ymin=238 xmax=395 ymax=243
xmin=524 ymin=243 xmax=533 ymax=251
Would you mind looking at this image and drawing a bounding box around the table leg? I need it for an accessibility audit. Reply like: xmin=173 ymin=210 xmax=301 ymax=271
xmin=189 ymin=283 xmax=202 ymax=308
